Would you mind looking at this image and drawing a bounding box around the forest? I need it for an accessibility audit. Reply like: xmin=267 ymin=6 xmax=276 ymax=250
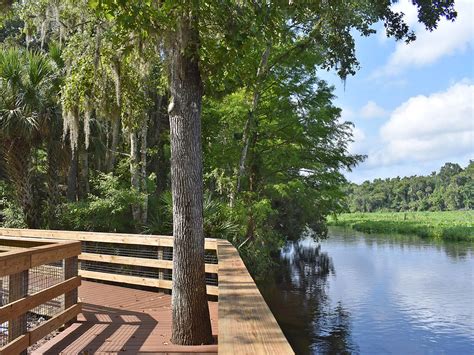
xmin=0 ymin=0 xmax=462 ymax=274
xmin=343 ymin=161 xmax=473 ymax=213
xmin=0 ymin=0 xmax=369 ymax=276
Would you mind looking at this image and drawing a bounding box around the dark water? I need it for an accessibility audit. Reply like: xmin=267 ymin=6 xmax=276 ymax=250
xmin=258 ymin=227 xmax=474 ymax=354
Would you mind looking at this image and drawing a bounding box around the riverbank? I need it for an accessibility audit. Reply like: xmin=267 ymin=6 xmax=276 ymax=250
xmin=327 ymin=211 xmax=474 ymax=241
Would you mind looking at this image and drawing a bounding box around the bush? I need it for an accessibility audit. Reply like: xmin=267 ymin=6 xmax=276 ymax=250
xmin=56 ymin=173 xmax=144 ymax=232
xmin=0 ymin=180 xmax=26 ymax=228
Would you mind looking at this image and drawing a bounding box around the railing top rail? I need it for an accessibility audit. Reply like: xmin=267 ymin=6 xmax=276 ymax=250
xmin=0 ymin=237 xmax=81 ymax=277
xmin=0 ymin=228 xmax=218 ymax=250
xmin=217 ymin=240 xmax=294 ymax=354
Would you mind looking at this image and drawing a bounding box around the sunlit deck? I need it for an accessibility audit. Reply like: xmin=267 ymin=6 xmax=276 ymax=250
xmin=0 ymin=228 xmax=294 ymax=354
xmin=33 ymin=281 xmax=218 ymax=354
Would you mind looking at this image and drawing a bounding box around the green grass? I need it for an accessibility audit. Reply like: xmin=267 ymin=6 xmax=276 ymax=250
xmin=327 ymin=211 xmax=474 ymax=241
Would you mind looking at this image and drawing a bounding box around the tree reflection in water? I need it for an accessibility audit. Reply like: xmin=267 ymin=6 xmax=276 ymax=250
xmin=259 ymin=238 xmax=359 ymax=354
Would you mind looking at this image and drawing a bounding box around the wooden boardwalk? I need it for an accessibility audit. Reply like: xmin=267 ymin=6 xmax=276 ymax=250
xmin=33 ymin=281 xmax=218 ymax=354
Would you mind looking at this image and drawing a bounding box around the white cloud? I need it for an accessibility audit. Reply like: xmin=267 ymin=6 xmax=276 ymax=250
xmin=372 ymin=81 xmax=474 ymax=165
xmin=360 ymin=100 xmax=387 ymax=119
xmin=374 ymin=0 xmax=474 ymax=77
xmin=348 ymin=126 xmax=366 ymax=155
xmin=340 ymin=107 xmax=355 ymax=121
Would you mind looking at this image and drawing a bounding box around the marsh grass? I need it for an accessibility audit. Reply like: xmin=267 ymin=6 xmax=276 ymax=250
xmin=327 ymin=211 xmax=474 ymax=241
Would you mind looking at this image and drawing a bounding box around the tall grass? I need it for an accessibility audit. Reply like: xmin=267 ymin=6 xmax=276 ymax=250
xmin=327 ymin=211 xmax=474 ymax=241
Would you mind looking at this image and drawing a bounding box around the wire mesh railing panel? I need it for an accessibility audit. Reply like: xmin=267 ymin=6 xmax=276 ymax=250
xmin=81 ymin=260 xmax=172 ymax=280
xmin=29 ymin=262 xmax=65 ymax=318
xmin=83 ymin=242 xmax=162 ymax=259
xmin=205 ymin=250 xmax=218 ymax=264
xmin=0 ymin=261 xmax=67 ymax=348
xmin=0 ymin=276 xmax=8 ymax=347
xmin=82 ymin=242 xmax=218 ymax=264
xmin=80 ymin=260 xmax=218 ymax=286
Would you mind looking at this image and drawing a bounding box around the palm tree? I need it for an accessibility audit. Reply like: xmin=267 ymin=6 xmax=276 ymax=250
xmin=0 ymin=47 xmax=56 ymax=228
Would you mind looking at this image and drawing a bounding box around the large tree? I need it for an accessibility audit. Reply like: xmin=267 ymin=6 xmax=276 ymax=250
xmin=0 ymin=0 xmax=459 ymax=346
xmin=86 ymin=0 xmax=457 ymax=345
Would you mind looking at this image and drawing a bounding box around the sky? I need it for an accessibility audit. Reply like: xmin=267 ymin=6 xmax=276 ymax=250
xmin=320 ymin=0 xmax=474 ymax=183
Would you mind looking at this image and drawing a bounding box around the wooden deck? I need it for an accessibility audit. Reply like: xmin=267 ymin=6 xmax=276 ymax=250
xmin=32 ymin=281 xmax=218 ymax=354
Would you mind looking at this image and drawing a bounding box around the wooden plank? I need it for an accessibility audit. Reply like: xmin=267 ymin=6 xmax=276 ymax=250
xmin=217 ymin=240 xmax=293 ymax=354
xmin=30 ymin=242 xmax=81 ymax=268
xmin=0 ymin=228 xmax=218 ymax=250
xmin=0 ymin=238 xmax=50 ymax=248
xmin=79 ymin=253 xmax=219 ymax=274
xmin=33 ymin=281 xmax=219 ymax=354
xmin=29 ymin=303 xmax=82 ymax=344
xmin=0 ymin=251 xmax=31 ymax=277
xmin=0 ymin=334 xmax=29 ymax=355
xmin=0 ymin=235 xmax=65 ymax=244
xmin=8 ymin=270 xmax=29 ymax=355
xmin=0 ymin=277 xmax=81 ymax=324
xmin=79 ymin=270 xmax=219 ymax=296
xmin=64 ymin=257 xmax=79 ymax=326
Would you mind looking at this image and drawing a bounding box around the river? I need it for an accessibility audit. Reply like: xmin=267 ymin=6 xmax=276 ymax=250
xmin=258 ymin=227 xmax=474 ymax=354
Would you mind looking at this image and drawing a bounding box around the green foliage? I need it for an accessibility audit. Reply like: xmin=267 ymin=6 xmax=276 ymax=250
xmin=146 ymin=190 xmax=240 ymax=241
xmin=0 ymin=180 xmax=26 ymax=228
xmin=344 ymin=162 xmax=474 ymax=213
xmin=328 ymin=211 xmax=474 ymax=241
xmin=0 ymin=0 xmax=463 ymax=280
xmin=57 ymin=173 xmax=144 ymax=232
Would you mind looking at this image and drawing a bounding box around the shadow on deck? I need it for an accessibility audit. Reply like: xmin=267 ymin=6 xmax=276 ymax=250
xmin=32 ymin=281 xmax=218 ymax=354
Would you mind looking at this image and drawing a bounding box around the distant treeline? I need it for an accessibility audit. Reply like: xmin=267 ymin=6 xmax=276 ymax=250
xmin=344 ymin=162 xmax=473 ymax=213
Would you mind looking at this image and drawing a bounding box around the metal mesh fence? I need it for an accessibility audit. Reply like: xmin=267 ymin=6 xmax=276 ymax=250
xmin=80 ymin=260 xmax=218 ymax=286
xmin=82 ymin=241 xmax=218 ymax=264
xmin=0 ymin=261 xmax=66 ymax=348
xmin=80 ymin=241 xmax=219 ymax=287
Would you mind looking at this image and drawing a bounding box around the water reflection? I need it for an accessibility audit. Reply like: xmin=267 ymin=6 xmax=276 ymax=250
xmin=260 ymin=236 xmax=358 ymax=354
xmin=258 ymin=228 xmax=474 ymax=355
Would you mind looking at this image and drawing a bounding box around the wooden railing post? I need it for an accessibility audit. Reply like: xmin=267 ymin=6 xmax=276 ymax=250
xmin=8 ymin=270 xmax=29 ymax=355
xmin=64 ymin=256 xmax=78 ymax=326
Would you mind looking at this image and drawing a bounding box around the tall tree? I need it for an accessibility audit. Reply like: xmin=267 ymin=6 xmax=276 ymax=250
xmin=166 ymin=6 xmax=213 ymax=344
xmin=1 ymin=0 xmax=459 ymax=346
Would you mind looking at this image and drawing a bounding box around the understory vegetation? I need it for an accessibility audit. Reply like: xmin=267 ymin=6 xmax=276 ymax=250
xmin=327 ymin=211 xmax=474 ymax=241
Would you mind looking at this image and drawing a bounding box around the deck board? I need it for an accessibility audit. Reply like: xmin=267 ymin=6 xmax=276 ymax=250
xmin=32 ymin=281 xmax=218 ymax=354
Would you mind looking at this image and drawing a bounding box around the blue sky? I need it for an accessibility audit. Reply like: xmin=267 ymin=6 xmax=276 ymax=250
xmin=321 ymin=0 xmax=473 ymax=183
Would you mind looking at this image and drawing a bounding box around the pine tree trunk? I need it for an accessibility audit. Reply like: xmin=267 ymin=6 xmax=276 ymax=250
xmin=168 ymin=9 xmax=213 ymax=346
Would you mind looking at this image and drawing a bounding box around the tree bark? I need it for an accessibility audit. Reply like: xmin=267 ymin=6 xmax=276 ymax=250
xmin=235 ymin=45 xmax=271 ymax=195
xmin=78 ymin=146 xmax=89 ymax=200
xmin=130 ymin=129 xmax=141 ymax=225
xmin=148 ymin=93 xmax=170 ymax=197
xmin=107 ymin=115 xmax=121 ymax=172
xmin=167 ymin=9 xmax=213 ymax=345
xmin=2 ymin=140 xmax=39 ymax=228
xmin=140 ymin=119 xmax=148 ymax=225
xmin=67 ymin=151 xmax=78 ymax=202
xmin=46 ymin=137 xmax=61 ymax=228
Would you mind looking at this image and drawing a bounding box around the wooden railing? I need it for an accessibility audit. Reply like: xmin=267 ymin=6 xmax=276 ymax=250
xmin=216 ymin=240 xmax=294 ymax=354
xmin=0 ymin=228 xmax=293 ymax=354
xmin=0 ymin=229 xmax=219 ymax=296
xmin=0 ymin=236 xmax=81 ymax=355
